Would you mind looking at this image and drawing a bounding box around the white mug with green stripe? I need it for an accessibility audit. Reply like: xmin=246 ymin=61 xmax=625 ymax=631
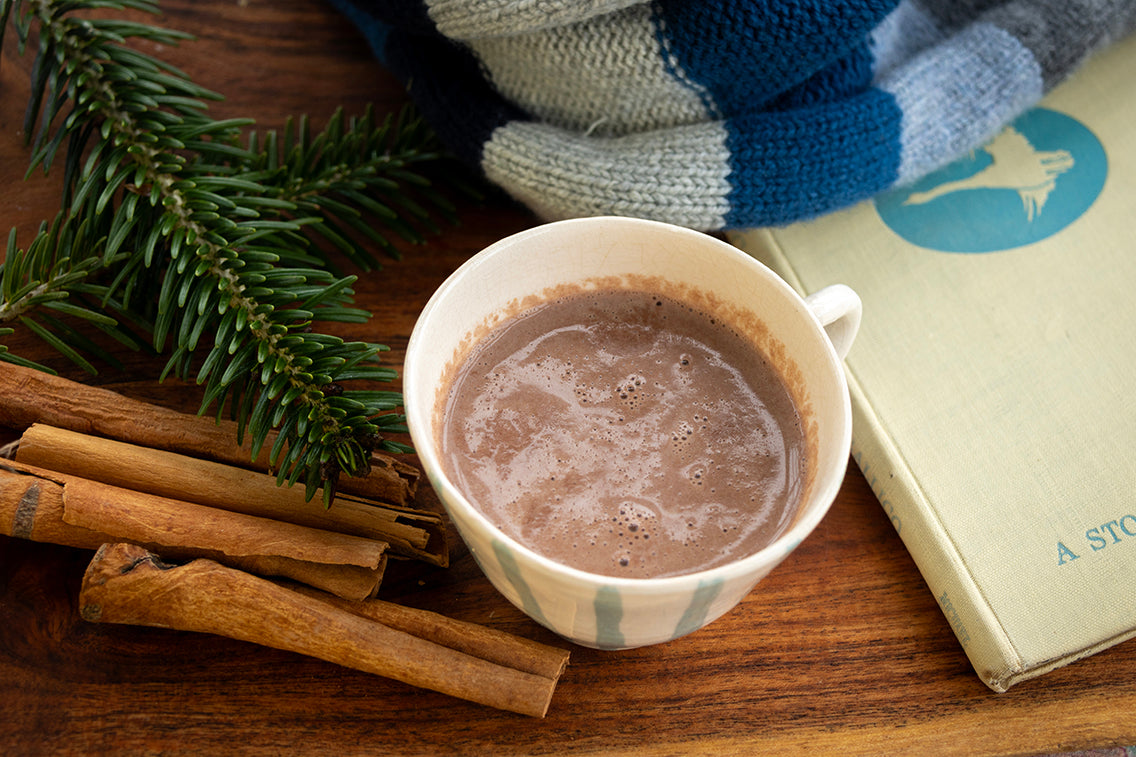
xmin=405 ymin=217 xmax=858 ymax=649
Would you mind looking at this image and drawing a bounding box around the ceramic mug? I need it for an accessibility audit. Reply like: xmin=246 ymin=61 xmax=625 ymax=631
xmin=404 ymin=216 xmax=860 ymax=649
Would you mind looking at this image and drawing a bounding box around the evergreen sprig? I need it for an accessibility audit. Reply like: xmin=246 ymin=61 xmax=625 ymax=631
xmin=0 ymin=0 xmax=461 ymax=503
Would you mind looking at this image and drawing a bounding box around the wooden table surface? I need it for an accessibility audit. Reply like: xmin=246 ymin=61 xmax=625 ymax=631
xmin=2 ymin=3 xmax=1135 ymax=755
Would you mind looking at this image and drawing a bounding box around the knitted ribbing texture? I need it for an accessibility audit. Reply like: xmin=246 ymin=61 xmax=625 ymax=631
xmin=332 ymin=0 xmax=1136 ymax=231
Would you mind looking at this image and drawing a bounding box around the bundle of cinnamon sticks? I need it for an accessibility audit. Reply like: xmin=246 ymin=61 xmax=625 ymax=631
xmin=0 ymin=365 xmax=570 ymax=717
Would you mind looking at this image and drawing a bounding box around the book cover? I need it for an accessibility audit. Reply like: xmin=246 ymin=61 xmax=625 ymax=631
xmin=728 ymin=34 xmax=1136 ymax=691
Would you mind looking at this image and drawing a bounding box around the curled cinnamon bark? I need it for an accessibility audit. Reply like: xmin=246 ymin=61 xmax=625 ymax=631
xmin=0 ymin=460 xmax=387 ymax=600
xmin=0 ymin=363 xmax=419 ymax=504
xmin=80 ymin=544 xmax=567 ymax=717
xmin=286 ymin=585 xmax=570 ymax=681
xmin=15 ymin=424 xmax=446 ymax=566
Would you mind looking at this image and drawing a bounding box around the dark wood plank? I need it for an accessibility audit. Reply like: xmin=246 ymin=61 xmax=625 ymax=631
xmin=2 ymin=2 xmax=1136 ymax=755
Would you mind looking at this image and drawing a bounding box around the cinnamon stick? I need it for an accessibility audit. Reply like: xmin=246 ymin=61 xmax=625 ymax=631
xmin=0 ymin=362 xmax=419 ymax=504
xmin=287 ymin=585 xmax=570 ymax=681
xmin=80 ymin=543 xmax=565 ymax=717
xmin=0 ymin=460 xmax=387 ymax=600
xmin=15 ymin=424 xmax=447 ymax=566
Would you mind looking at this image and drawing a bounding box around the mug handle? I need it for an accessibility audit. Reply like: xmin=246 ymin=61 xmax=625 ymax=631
xmin=804 ymin=284 xmax=862 ymax=361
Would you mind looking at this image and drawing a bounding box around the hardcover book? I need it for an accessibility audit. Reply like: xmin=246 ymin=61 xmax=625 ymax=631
xmin=728 ymin=34 xmax=1136 ymax=691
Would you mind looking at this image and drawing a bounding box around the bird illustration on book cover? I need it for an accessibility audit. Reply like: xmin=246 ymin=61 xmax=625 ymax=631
xmin=873 ymin=107 xmax=1107 ymax=254
xmin=903 ymin=126 xmax=1074 ymax=222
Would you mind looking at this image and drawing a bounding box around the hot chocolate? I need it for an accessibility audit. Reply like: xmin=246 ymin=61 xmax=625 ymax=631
xmin=439 ymin=288 xmax=806 ymax=579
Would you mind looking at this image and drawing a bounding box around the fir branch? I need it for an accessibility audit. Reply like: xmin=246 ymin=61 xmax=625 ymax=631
xmin=0 ymin=0 xmax=459 ymax=502
xmin=245 ymin=107 xmax=460 ymax=272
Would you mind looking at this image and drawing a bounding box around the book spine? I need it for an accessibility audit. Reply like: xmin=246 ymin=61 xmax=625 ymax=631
xmin=735 ymin=229 xmax=1023 ymax=691
xmin=845 ymin=374 xmax=1021 ymax=691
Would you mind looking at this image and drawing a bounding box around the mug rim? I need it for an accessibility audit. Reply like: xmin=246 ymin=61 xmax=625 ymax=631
xmin=405 ymin=215 xmax=852 ymax=593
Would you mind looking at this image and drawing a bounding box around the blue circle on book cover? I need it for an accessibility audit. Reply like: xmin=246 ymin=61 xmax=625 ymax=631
xmin=874 ymin=108 xmax=1108 ymax=253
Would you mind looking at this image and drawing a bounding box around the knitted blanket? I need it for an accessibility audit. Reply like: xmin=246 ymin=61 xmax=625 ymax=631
xmin=332 ymin=0 xmax=1136 ymax=231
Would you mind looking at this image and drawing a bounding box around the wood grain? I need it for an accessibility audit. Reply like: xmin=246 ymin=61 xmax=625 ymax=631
xmin=3 ymin=2 xmax=1136 ymax=755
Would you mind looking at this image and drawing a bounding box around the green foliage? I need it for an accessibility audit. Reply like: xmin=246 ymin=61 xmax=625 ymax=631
xmin=0 ymin=0 xmax=461 ymax=503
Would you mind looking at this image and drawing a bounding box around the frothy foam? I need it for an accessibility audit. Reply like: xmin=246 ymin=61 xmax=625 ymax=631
xmin=441 ymin=289 xmax=806 ymax=578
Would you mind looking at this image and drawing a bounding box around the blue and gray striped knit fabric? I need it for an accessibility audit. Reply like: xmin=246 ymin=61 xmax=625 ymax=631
xmin=332 ymin=0 xmax=1136 ymax=231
